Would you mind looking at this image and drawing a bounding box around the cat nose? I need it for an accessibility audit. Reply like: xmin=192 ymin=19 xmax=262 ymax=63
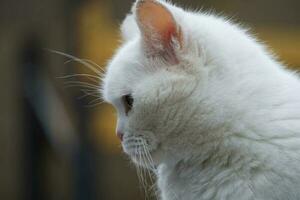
xmin=117 ymin=131 xmax=124 ymax=141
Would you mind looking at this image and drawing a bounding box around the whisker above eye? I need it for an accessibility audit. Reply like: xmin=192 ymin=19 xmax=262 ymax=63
xmin=87 ymin=97 xmax=104 ymax=105
xmin=63 ymin=58 xmax=106 ymax=74
xmin=63 ymin=85 xmax=100 ymax=91
xmin=63 ymin=83 xmax=101 ymax=92
xmin=62 ymin=58 xmax=104 ymax=71
xmin=63 ymin=81 xmax=100 ymax=87
xmin=78 ymin=59 xmax=106 ymax=73
xmin=84 ymin=101 xmax=105 ymax=108
xmin=81 ymin=89 xmax=101 ymax=95
xmin=78 ymin=90 xmax=101 ymax=100
xmin=58 ymin=74 xmax=102 ymax=83
xmin=47 ymin=49 xmax=104 ymax=75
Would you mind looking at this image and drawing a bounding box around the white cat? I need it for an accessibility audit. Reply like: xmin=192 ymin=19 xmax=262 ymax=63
xmin=102 ymin=0 xmax=300 ymax=199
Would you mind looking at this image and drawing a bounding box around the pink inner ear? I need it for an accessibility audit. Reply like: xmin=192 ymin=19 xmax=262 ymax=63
xmin=163 ymin=24 xmax=178 ymax=46
xmin=136 ymin=0 xmax=182 ymax=63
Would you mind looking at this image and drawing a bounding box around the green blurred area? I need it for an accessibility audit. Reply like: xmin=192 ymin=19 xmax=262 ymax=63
xmin=0 ymin=0 xmax=299 ymax=200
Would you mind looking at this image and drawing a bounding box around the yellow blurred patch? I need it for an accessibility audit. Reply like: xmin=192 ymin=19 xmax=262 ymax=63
xmin=90 ymin=104 xmax=121 ymax=154
xmin=255 ymin=26 xmax=300 ymax=69
xmin=76 ymin=1 xmax=121 ymax=154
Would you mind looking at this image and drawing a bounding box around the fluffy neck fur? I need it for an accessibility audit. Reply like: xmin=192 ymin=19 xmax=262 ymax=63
xmin=155 ymin=51 xmax=300 ymax=200
xmin=103 ymin=1 xmax=300 ymax=199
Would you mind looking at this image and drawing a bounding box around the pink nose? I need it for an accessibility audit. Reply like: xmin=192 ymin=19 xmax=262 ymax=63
xmin=117 ymin=131 xmax=124 ymax=141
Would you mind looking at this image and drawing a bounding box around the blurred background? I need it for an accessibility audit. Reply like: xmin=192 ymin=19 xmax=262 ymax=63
xmin=0 ymin=0 xmax=299 ymax=199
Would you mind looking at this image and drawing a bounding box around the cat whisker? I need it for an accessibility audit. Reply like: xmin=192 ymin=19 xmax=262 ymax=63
xmin=132 ymin=146 xmax=154 ymax=200
xmin=63 ymin=81 xmax=100 ymax=88
xmin=80 ymin=89 xmax=101 ymax=96
xmin=63 ymin=83 xmax=104 ymax=107
xmin=141 ymin=141 xmax=155 ymax=174
xmin=137 ymin=141 xmax=158 ymax=200
xmin=63 ymin=58 xmax=106 ymax=74
xmin=79 ymin=59 xmax=106 ymax=73
xmin=88 ymin=94 xmax=102 ymax=98
xmin=143 ymin=143 xmax=156 ymax=171
xmin=63 ymin=85 xmax=100 ymax=91
xmin=137 ymin=151 xmax=147 ymax=196
xmin=142 ymin=153 xmax=156 ymax=200
xmin=47 ymin=49 xmax=103 ymax=75
xmin=77 ymin=90 xmax=101 ymax=100
xmin=58 ymin=74 xmax=102 ymax=83
xmin=87 ymin=98 xmax=104 ymax=105
xmin=64 ymin=84 xmax=101 ymax=92
xmin=84 ymin=101 xmax=105 ymax=108
xmin=63 ymin=84 xmax=99 ymax=90
xmin=59 ymin=74 xmax=103 ymax=106
xmin=141 ymin=153 xmax=150 ymax=200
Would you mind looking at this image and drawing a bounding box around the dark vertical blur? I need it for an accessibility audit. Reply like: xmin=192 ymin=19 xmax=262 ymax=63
xmin=21 ymin=37 xmax=45 ymax=200
xmin=0 ymin=0 xmax=299 ymax=200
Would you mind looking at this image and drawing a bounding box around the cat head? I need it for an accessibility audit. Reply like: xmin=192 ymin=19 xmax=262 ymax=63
xmin=102 ymin=0 xmax=257 ymax=168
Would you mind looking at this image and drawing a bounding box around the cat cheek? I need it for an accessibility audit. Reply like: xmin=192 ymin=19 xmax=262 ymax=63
xmin=143 ymin=130 xmax=159 ymax=150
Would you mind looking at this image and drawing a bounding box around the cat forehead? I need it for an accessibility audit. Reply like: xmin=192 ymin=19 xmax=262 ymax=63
xmin=103 ymin=39 xmax=147 ymax=102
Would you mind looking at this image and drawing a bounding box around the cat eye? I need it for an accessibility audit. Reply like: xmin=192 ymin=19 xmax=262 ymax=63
xmin=122 ymin=94 xmax=134 ymax=114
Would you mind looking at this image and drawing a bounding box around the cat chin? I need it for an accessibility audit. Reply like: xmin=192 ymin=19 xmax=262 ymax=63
xmin=131 ymin=155 xmax=156 ymax=169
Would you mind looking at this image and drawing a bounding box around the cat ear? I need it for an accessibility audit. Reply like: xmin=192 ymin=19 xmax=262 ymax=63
xmin=121 ymin=14 xmax=140 ymax=41
xmin=135 ymin=0 xmax=183 ymax=64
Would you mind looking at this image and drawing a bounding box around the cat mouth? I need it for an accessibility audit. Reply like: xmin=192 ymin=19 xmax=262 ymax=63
xmin=122 ymin=138 xmax=154 ymax=157
xmin=122 ymin=136 xmax=158 ymax=168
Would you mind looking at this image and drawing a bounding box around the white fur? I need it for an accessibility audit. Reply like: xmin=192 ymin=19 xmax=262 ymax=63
xmin=120 ymin=14 xmax=140 ymax=41
xmin=102 ymin=0 xmax=300 ymax=199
